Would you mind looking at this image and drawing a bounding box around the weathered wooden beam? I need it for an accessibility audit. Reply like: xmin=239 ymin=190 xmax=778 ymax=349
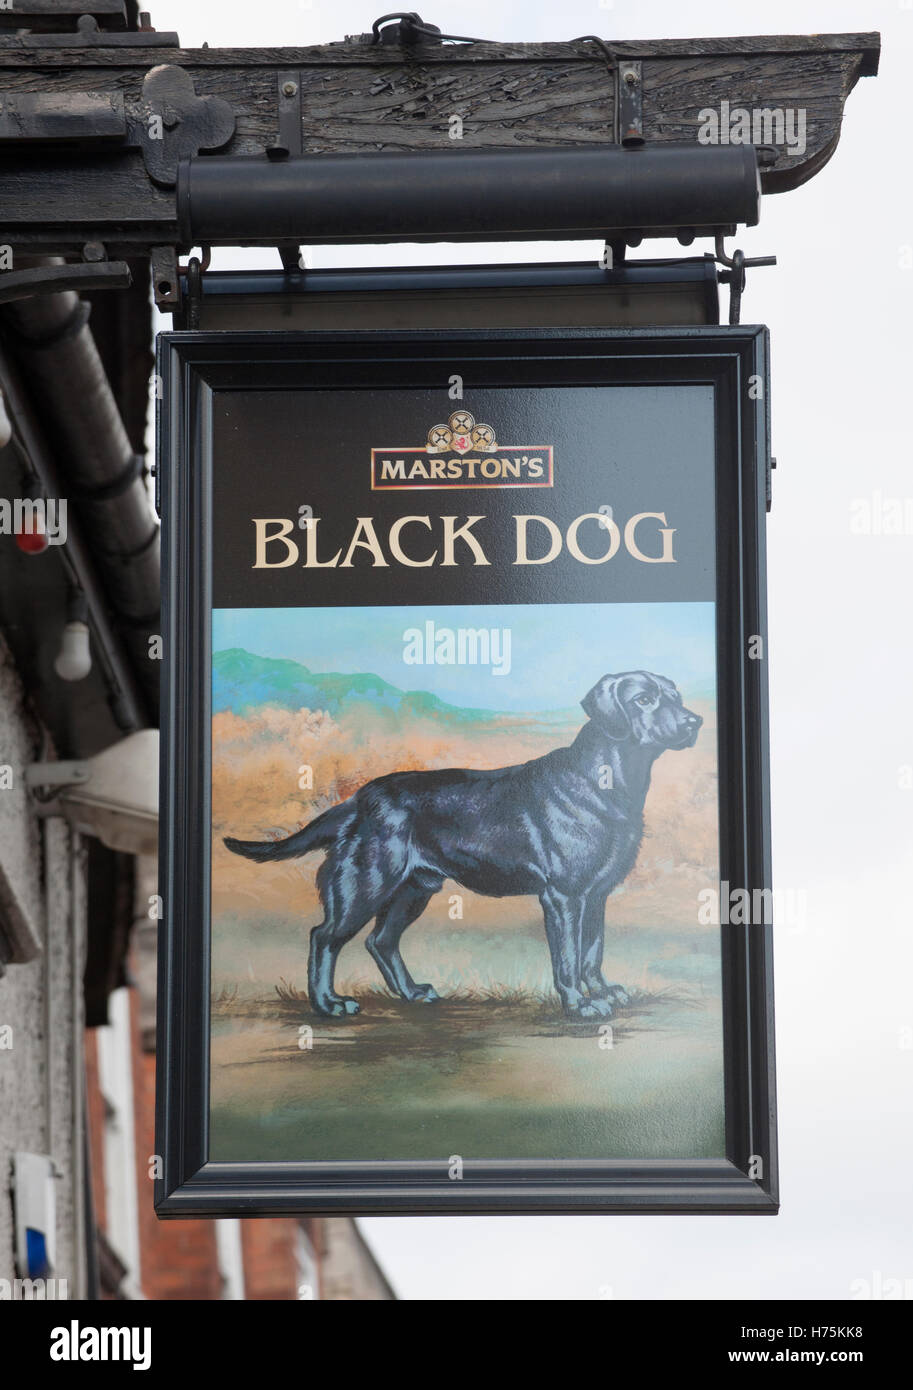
xmin=0 ymin=0 xmax=128 ymax=30
xmin=0 ymin=31 xmax=879 ymax=255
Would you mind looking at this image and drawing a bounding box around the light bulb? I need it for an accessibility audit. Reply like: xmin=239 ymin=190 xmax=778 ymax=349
xmin=55 ymin=621 xmax=91 ymax=682
xmin=15 ymin=515 xmax=48 ymax=554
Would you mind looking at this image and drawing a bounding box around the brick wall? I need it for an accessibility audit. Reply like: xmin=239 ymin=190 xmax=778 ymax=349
xmin=129 ymin=990 xmax=223 ymax=1300
xmin=241 ymin=1218 xmax=302 ymax=1300
xmin=84 ymin=1030 xmax=106 ymax=1232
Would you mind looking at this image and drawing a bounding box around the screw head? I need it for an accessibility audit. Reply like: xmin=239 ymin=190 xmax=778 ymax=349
xmin=282 ymin=81 xmax=298 ymax=98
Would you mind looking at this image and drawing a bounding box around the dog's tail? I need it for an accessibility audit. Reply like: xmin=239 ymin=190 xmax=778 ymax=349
xmin=223 ymin=803 xmax=348 ymax=863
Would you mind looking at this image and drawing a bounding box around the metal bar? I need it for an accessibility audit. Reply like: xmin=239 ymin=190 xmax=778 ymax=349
xmin=177 ymin=144 xmax=761 ymax=246
xmin=616 ymin=60 xmax=644 ymax=147
xmin=195 ymin=257 xmax=720 ymax=295
xmin=0 ymin=261 xmax=132 ymax=304
xmin=276 ymin=70 xmax=302 ymax=157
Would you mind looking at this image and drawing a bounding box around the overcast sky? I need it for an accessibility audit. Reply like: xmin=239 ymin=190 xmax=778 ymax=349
xmin=151 ymin=0 xmax=912 ymax=1300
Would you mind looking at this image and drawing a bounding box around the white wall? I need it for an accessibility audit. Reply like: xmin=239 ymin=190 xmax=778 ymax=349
xmin=0 ymin=634 xmax=86 ymax=1298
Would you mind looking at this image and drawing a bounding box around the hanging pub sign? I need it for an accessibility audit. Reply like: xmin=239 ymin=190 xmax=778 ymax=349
xmin=155 ymin=327 xmax=777 ymax=1216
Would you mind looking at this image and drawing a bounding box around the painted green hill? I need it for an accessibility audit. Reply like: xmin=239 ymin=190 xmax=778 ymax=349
xmin=212 ymin=647 xmax=501 ymax=722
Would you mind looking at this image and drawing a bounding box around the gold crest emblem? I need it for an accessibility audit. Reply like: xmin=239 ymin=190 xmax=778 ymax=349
xmin=448 ymin=410 xmax=475 ymax=454
xmin=426 ymin=411 xmax=498 ymax=455
xmin=427 ymin=424 xmax=453 ymax=451
xmin=471 ymin=423 xmax=497 ymax=452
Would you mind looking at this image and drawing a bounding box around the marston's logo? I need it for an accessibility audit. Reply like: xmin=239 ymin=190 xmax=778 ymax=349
xmin=371 ymin=411 xmax=553 ymax=491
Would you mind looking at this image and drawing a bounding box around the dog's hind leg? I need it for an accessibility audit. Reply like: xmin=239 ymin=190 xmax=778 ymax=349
xmin=307 ymin=858 xmax=375 ymax=1018
xmin=308 ymin=914 xmax=369 ymax=1018
xmin=540 ymin=886 xmax=597 ymax=1019
xmin=579 ymin=891 xmax=629 ymax=1015
xmin=366 ymin=874 xmax=443 ymax=1003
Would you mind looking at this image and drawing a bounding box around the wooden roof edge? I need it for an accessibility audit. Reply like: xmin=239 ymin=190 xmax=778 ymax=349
xmin=0 ymin=32 xmax=882 ymax=72
xmin=332 ymin=33 xmax=883 ymax=71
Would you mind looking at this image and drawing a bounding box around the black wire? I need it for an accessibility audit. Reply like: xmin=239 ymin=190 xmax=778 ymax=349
xmin=371 ymin=19 xmax=622 ymax=61
xmin=371 ymin=14 xmax=484 ymax=44
xmin=371 ymin=11 xmax=408 ymax=41
xmin=572 ymin=35 xmax=619 ymax=70
xmin=422 ymin=25 xmax=484 ymax=43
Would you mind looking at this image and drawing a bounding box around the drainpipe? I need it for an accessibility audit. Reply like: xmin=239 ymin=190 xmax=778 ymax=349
xmin=1 ymin=259 xmax=160 ymax=721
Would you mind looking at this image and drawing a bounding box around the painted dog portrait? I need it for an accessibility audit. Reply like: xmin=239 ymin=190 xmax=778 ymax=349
xmin=225 ymin=669 xmax=702 ymax=1020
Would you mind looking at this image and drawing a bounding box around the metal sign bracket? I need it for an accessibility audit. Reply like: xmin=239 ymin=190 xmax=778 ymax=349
xmin=715 ymin=234 xmax=777 ymax=324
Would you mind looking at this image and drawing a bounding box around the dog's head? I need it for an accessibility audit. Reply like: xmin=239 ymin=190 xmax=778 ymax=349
xmin=582 ymin=671 xmax=702 ymax=750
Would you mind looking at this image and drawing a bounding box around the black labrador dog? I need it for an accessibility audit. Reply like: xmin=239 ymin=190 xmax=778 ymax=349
xmin=225 ymin=670 xmax=702 ymax=1020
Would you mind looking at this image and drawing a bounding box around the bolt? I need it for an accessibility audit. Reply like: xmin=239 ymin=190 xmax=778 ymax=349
xmin=282 ymin=81 xmax=298 ymax=98
xmin=624 ymin=70 xmax=638 ymax=86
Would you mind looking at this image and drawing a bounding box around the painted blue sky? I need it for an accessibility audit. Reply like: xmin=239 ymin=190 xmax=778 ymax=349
xmin=213 ymin=603 xmax=716 ymax=713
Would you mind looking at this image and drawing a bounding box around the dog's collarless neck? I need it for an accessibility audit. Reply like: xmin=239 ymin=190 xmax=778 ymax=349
xmin=573 ymin=720 xmax=657 ymax=808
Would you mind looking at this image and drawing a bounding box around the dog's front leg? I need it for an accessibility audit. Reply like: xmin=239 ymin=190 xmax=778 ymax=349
xmin=579 ymin=892 xmax=629 ymax=1016
xmin=540 ymin=886 xmax=600 ymax=1019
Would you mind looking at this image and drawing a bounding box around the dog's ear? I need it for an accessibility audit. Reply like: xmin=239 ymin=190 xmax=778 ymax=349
xmin=581 ymin=675 xmax=631 ymax=739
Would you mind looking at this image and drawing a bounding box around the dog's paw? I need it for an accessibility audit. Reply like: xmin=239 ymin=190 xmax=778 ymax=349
xmin=585 ymin=996 xmax=615 ymax=1019
xmin=320 ymin=997 xmax=360 ymax=1018
xmin=607 ymin=984 xmax=630 ymax=1006
xmin=567 ymin=1001 xmax=603 ymax=1021
xmin=413 ymin=984 xmax=440 ymax=1004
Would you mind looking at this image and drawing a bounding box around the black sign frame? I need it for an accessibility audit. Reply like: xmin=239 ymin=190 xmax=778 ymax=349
xmin=155 ymin=326 xmax=777 ymax=1217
